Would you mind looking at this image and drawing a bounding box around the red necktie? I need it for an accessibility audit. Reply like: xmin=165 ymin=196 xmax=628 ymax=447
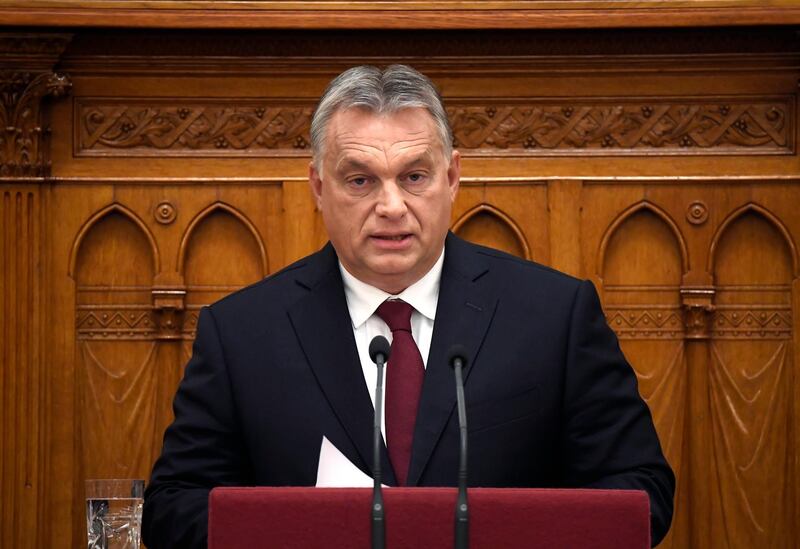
xmin=376 ymin=299 xmax=424 ymax=486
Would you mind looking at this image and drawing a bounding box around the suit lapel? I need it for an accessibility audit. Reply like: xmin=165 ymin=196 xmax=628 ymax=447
xmin=288 ymin=244 xmax=398 ymax=485
xmin=406 ymin=234 xmax=498 ymax=486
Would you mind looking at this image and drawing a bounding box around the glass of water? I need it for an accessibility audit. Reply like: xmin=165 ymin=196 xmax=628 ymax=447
xmin=85 ymin=479 xmax=145 ymax=549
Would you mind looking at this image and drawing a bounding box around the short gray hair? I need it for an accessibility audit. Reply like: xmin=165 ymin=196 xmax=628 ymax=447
xmin=310 ymin=65 xmax=453 ymax=169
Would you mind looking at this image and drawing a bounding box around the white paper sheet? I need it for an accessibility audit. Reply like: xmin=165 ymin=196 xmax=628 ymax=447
xmin=315 ymin=436 xmax=386 ymax=487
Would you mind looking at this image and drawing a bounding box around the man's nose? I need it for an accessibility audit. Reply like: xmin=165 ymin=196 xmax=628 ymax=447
xmin=375 ymin=181 xmax=407 ymax=217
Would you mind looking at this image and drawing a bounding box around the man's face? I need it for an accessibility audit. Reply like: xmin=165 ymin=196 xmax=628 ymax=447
xmin=309 ymin=107 xmax=460 ymax=294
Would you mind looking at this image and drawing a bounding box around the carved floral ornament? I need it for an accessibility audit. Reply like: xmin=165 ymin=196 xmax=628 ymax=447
xmin=0 ymin=71 xmax=71 ymax=177
xmin=0 ymin=33 xmax=73 ymax=178
xmin=76 ymin=97 xmax=791 ymax=157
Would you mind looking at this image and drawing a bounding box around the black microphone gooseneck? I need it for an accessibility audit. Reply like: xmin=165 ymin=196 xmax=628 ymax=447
xmin=369 ymin=336 xmax=391 ymax=549
xmin=448 ymin=344 xmax=470 ymax=549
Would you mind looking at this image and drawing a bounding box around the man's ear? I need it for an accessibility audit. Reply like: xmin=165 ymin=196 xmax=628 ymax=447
xmin=447 ymin=149 xmax=461 ymax=201
xmin=308 ymin=161 xmax=323 ymax=209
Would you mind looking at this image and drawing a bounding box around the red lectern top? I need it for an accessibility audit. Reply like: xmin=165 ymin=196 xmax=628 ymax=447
xmin=209 ymin=487 xmax=650 ymax=549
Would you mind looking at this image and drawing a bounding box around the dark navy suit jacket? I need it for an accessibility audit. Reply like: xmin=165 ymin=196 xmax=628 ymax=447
xmin=143 ymin=233 xmax=674 ymax=548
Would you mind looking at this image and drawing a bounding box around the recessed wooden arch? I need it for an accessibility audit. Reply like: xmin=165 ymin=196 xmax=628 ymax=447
xmin=177 ymin=201 xmax=268 ymax=275
xmin=596 ymin=200 xmax=689 ymax=279
xmin=707 ymin=202 xmax=798 ymax=276
xmin=451 ymin=203 xmax=532 ymax=260
xmin=69 ymin=203 xmax=160 ymax=278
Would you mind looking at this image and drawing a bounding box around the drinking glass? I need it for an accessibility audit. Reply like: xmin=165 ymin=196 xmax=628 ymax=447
xmin=85 ymin=479 xmax=144 ymax=549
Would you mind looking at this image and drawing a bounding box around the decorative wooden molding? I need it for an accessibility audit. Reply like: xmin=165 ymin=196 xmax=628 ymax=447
xmin=449 ymin=98 xmax=792 ymax=156
xmin=76 ymin=305 xmax=157 ymax=340
xmin=152 ymin=288 xmax=186 ymax=340
xmin=0 ymin=33 xmax=72 ymax=61
xmin=3 ymin=2 xmax=800 ymax=29
xmin=76 ymin=290 xmax=191 ymax=341
xmin=76 ymin=96 xmax=792 ymax=158
xmin=686 ymin=200 xmax=709 ymax=226
xmin=606 ymin=306 xmax=685 ymax=340
xmin=711 ymin=306 xmax=792 ymax=339
xmin=0 ymin=34 xmax=72 ymax=178
xmin=707 ymin=202 xmax=799 ymax=276
xmin=451 ymin=203 xmax=532 ymax=260
xmin=76 ymin=100 xmax=313 ymax=157
xmin=681 ymin=287 xmax=715 ymax=340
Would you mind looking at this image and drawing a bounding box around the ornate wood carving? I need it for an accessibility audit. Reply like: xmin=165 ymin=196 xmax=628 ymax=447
xmin=0 ymin=34 xmax=72 ymax=177
xmin=75 ymin=291 xmax=191 ymax=341
xmin=76 ymin=304 xmax=157 ymax=340
xmin=606 ymin=306 xmax=685 ymax=339
xmin=711 ymin=306 xmax=792 ymax=339
xmin=152 ymin=288 xmax=186 ymax=340
xmin=686 ymin=201 xmax=709 ymax=226
xmin=449 ymin=99 xmax=791 ymax=155
xmin=680 ymin=287 xmax=715 ymax=340
xmin=77 ymin=100 xmax=313 ymax=157
xmin=76 ymin=97 xmax=792 ymax=157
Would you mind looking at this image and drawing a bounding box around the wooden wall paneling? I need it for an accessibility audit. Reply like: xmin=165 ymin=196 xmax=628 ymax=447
xmin=56 ymin=179 xmax=286 ymax=546
xmin=708 ymin=203 xmax=797 ymax=549
xmin=0 ymin=185 xmax=45 ymax=549
xmin=593 ymin=191 xmax=691 ymax=549
xmin=794 ymin=276 xmax=800 ymax=544
xmin=4 ymin=1 xmax=800 ymax=29
xmin=47 ymin=182 xmax=114 ymax=549
xmin=451 ymin=180 xmax=548 ymax=263
xmin=0 ymin=33 xmax=73 ymax=549
xmin=1 ymin=25 xmax=799 ymax=548
xmin=546 ymin=179 xmax=582 ymax=278
xmin=283 ymin=178 xmax=323 ymax=265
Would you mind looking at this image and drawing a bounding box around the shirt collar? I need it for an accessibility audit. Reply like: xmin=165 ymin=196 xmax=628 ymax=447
xmin=339 ymin=248 xmax=444 ymax=329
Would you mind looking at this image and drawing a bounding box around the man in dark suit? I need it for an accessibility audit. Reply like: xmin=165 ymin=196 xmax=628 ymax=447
xmin=143 ymin=65 xmax=674 ymax=548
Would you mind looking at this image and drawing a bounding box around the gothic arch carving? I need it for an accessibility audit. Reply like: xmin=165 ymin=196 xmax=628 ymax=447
xmin=452 ymin=203 xmax=531 ymax=260
xmin=177 ymin=201 xmax=268 ymax=275
xmin=597 ymin=200 xmax=689 ymax=279
xmin=707 ymin=202 xmax=798 ymax=277
xmin=68 ymin=203 xmax=159 ymax=278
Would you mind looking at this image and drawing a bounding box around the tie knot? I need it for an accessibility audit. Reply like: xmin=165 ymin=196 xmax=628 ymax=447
xmin=376 ymin=299 xmax=414 ymax=333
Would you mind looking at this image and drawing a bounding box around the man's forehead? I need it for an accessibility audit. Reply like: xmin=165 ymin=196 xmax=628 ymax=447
xmin=328 ymin=107 xmax=437 ymax=138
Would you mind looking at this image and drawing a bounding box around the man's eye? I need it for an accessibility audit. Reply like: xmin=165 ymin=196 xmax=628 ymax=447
xmin=349 ymin=177 xmax=368 ymax=186
xmin=407 ymin=173 xmax=425 ymax=183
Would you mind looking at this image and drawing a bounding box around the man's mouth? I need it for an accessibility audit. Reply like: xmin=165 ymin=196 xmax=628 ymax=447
xmin=374 ymin=234 xmax=410 ymax=241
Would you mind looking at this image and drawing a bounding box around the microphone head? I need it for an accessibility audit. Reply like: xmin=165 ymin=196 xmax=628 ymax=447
xmin=447 ymin=344 xmax=469 ymax=369
xmin=368 ymin=335 xmax=391 ymax=364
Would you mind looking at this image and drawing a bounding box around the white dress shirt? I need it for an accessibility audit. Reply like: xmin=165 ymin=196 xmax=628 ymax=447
xmin=340 ymin=248 xmax=444 ymax=435
xmin=315 ymin=249 xmax=444 ymax=486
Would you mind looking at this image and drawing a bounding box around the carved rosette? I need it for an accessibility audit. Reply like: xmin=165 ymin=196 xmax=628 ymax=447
xmin=0 ymin=34 xmax=72 ymax=177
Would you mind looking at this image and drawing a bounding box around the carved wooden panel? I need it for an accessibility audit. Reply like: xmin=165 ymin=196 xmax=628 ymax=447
xmin=3 ymin=25 xmax=800 ymax=549
xmin=76 ymin=99 xmax=313 ymax=157
xmin=598 ymin=204 xmax=689 ymax=549
xmin=452 ymin=181 xmax=548 ymax=264
xmin=181 ymin=203 xmax=267 ymax=349
xmin=449 ymin=98 xmax=793 ymax=156
xmin=0 ymin=188 xmax=44 ymax=549
xmin=73 ymin=209 xmax=160 ymax=480
xmin=74 ymin=97 xmax=793 ymax=158
xmin=708 ymin=209 xmax=795 ymax=549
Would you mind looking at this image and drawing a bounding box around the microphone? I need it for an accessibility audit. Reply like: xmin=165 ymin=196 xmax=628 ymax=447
xmin=448 ymin=344 xmax=470 ymax=549
xmin=369 ymin=336 xmax=391 ymax=549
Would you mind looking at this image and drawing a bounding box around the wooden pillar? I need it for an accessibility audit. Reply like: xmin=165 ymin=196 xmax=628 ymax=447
xmin=0 ymin=33 xmax=71 ymax=549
